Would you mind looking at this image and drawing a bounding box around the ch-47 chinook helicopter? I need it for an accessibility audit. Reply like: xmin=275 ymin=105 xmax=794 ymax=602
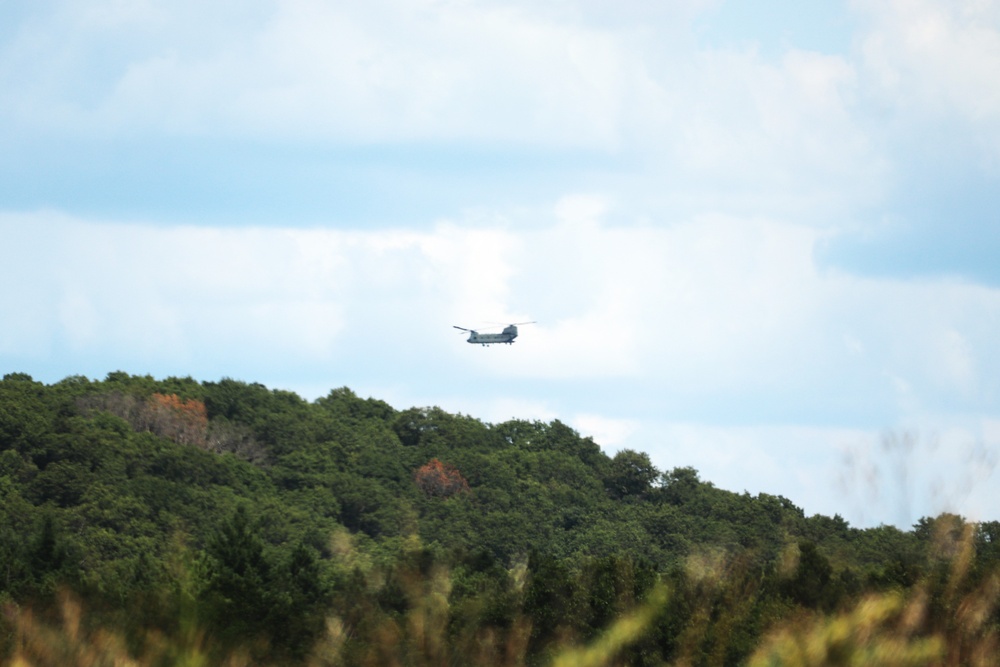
xmin=453 ymin=322 xmax=535 ymax=346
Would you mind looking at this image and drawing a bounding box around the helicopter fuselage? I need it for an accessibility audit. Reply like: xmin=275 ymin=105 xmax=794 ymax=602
xmin=454 ymin=323 xmax=532 ymax=345
xmin=466 ymin=325 xmax=518 ymax=345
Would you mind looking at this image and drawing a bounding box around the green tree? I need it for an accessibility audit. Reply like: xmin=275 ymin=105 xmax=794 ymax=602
xmin=524 ymin=551 xmax=579 ymax=660
xmin=605 ymin=449 xmax=659 ymax=500
xmin=658 ymin=466 xmax=703 ymax=505
xmin=201 ymin=506 xmax=278 ymax=645
xmin=26 ymin=512 xmax=76 ymax=595
xmin=783 ymin=541 xmax=836 ymax=610
xmin=269 ymin=542 xmax=330 ymax=658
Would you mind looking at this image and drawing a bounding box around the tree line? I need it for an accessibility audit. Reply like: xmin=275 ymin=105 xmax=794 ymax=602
xmin=1 ymin=371 xmax=997 ymax=665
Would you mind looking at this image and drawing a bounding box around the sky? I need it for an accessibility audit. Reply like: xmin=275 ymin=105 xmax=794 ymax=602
xmin=2 ymin=0 xmax=1000 ymax=529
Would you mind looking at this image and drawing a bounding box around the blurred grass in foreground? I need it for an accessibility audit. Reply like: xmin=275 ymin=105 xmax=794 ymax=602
xmin=748 ymin=520 xmax=998 ymax=667
xmin=5 ymin=523 xmax=999 ymax=667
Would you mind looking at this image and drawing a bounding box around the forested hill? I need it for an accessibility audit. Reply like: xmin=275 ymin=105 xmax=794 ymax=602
xmin=2 ymin=371 xmax=998 ymax=665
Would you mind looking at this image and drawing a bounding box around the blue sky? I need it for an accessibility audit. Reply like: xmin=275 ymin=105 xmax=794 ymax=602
xmin=3 ymin=0 xmax=1000 ymax=528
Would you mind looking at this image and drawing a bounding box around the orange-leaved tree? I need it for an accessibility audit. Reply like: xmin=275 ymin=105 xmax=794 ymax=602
xmin=415 ymin=458 xmax=470 ymax=498
xmin=143 ymin=393 xmax=209 ymax=447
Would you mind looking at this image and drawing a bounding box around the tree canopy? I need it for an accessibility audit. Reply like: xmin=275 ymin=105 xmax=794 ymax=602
xmin=1 ymin=372 xmax=997 ymax=665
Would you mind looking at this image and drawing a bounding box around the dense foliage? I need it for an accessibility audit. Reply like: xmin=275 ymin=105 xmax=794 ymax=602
xmin=1 ymin=372 xmax=998 ymax=665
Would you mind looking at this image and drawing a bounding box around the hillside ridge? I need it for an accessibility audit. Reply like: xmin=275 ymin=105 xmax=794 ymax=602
xmin=3 ymin=371 xmax=997 ymax=664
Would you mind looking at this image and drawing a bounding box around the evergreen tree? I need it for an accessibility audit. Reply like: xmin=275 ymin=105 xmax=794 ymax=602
xmin=201 ymin=506 xmax=277 ymax=645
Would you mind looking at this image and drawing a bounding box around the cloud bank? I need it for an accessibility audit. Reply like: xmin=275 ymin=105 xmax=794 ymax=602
xmin=4 ymin=201 xmax=999 ymax=525
xmin=2 ymin=1 xmax=1000 ymax=526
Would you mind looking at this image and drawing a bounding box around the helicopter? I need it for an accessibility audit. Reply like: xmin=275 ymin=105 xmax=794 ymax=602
xmin=453 ymin=322 xmax=535 ymax=346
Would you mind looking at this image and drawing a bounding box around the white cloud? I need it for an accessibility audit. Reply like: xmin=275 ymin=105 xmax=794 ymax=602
xmin=2 ymin=0 xmax=636 ymax=146
xmin=833 ymin=423 xmax=999 ymax=526
xmin=7 ymin=203 xmax=1000 ymax=406
xmin=57 ymin=290 xmax=102 ymax=350
xmin=644 ymin=421 xmax=871 ymax=516
xmin=571 ymin=413 xmax=638 ymax=451
xmin=7 ymin=0 xmax=998 ymax=224
xmin=626 ymin=419 xmax=999 ymax=528
xmin=462 ymin=397 xmax=559 ymax=426
xmin=662 ymin=47 xmax=871 ymax=180
xmin=4 ymin=203 xmax=1000 ymax=524
xmin=0 ymin=0 xmax=872 ymax=178
xmin=425 ymin=222 xmax=522 ymax=325
xmin=3 ymin=0 xmax=1000 ymax=530
xmin=1 ymin=0 xmax=933 ymax=234
xmin=856 ymin=0 xmax=1000 ymax=153
xmin=857 ymin=0 xmax=1000 ymax=115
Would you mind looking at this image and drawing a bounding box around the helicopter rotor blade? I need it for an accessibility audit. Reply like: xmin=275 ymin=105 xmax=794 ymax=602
xmin=483 ymin=321 xmax=536 ymax=328
xmin=453 ymin=326 xmax=472 ymax=332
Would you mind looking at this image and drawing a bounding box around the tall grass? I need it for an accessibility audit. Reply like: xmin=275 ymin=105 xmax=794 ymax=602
xmin=749 ymin=520 xmax=998 ymax=667
xmin=5 ymin=525 xmax=998 ymax=667
xmin=5 ymin=591 xmax=252 ymax=667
